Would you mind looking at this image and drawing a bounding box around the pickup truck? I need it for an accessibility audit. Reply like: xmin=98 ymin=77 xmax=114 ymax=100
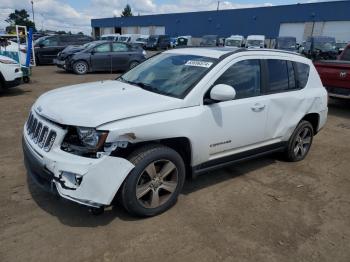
xmin=314 ymin=43 xmax=350 ymax=99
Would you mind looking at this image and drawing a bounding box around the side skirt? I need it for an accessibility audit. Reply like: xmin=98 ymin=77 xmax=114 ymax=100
xmin=192 ymin=142 xmax=286 ymax=177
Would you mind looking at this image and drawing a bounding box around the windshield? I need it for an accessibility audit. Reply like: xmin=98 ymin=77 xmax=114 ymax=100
xmin=314 ymin=38 xmax=336 ymax=51
xmin=34 ymin=36 xmax=49 ymax=45
xmin=277 ymin=38 xmax=296 ymax=49
xmin=225 ymin=39 xmax=241 ymax=47
xmin=136 ymin=38 xmax=147 ymax=42
xmin=118 ymin=53 xmax=217 ymax=98
xmin=201 ymin=36 xmax=217 ymax=46
xmin=119 ymin=37 xmax=129 ymax=42
xmin=336 ymin=43 xmax=347 ymax=49
xmin=247 ymin=40 xmax=263 ymax=47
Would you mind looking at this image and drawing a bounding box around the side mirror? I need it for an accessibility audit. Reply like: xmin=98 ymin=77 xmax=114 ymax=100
xmin=39 ymin=43 xmax=45 ymax=48
xmin=91 ymin=49 xmax=95 ymax=55
xmin=210 ymin=84 xmax=236 ymax=102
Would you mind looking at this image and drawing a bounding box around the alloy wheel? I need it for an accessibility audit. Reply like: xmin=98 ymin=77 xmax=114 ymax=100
xmin=75 ymin=62 xmax=87 ymax=74
xmin=136 ymin=159 xmax=178 ymax=209
xmin=293 ymin=127 xmax=312 ymax=158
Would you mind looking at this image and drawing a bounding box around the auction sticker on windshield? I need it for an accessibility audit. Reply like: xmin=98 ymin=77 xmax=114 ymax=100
xmin=185 ymin=60 xmax=213 ymax=68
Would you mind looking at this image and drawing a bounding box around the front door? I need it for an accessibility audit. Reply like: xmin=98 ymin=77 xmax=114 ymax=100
xmin=90 ymin=43 xmax=112 ymax=71
xmin=202 ymin=59 xmax=269 ymax=161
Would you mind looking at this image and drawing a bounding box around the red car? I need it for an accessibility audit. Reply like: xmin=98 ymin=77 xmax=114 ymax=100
xmin=314 ymin=43 xmax=350 ymax=99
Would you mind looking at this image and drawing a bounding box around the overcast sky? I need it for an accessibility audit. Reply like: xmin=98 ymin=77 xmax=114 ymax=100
xmin=0 ymin=0 xmax=336 ymax=35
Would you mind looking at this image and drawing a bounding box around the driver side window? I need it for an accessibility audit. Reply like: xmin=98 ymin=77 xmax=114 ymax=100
xmin=214 ymin=59 xmax=261 ymax=99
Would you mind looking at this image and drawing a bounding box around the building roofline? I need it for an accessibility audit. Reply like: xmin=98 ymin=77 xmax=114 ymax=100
xmin=91 ymin=0 xmax=348 ymax=22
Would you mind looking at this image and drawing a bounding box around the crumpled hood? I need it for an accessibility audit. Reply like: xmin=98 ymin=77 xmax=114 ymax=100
xmin=33 ymin=80 xmax=185 ymax=127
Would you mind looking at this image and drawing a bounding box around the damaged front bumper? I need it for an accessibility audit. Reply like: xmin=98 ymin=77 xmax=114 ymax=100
xmin=22 ymin=135 xmax=134 ymax=208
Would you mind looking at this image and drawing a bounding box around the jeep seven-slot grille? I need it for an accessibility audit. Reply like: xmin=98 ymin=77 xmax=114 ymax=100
xmin=26 ymin=112 xmax=56 ymax=152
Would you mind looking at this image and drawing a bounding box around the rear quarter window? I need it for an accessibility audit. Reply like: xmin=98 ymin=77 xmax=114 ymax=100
xmin=294 ymin=62 xmax=310 ymax=89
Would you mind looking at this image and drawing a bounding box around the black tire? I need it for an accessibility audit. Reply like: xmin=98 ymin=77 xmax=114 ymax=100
xmin=285 ymin=120 xmax=314 ymax=162
xmin=23 ymin=76 xmax=30 ymax=83
xmin=73 ymin=60 xmax=88 ymax=75
xmin=129 ymin=61 xmax=139 ymax=70
xmin=35 ymin=56 xmax=40 ymax=66
xmin=121 ymin=144 xmax=186 ymax=217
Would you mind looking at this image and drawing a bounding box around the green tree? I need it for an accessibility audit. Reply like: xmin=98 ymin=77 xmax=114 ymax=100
xmin=5 ymin=9 xmax=36 ymax=33
xmin=121 ymin=4 xmax=133 ymax=17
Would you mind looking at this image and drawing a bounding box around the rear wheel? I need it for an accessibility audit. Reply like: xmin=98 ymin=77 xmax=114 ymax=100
xmin=73 ymin=60 xmax=88 ymax=75
xmin=121 ymin=145 xmax=185 ymax=217
xmin=285 ymin=120 xmax=314 ymax=162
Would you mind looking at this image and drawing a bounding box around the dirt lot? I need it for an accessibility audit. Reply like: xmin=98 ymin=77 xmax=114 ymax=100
xmin=0 ymin=66 xmax=349 ymax=262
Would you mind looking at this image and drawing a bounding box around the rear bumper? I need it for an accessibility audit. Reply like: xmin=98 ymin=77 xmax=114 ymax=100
xmin=326 ymin=86 xmax=350 ymax=99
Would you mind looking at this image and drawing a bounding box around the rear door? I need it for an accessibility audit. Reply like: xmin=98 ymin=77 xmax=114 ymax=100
xmin=38 ymin=36 xmax=62 ymax=63
xmin=90 ymin=43 xmax=112 ymax=71
xmin=262 ymin=59 xmax=311 ymax=142
xmin=111 ymin=42 xmax=131 ymax=70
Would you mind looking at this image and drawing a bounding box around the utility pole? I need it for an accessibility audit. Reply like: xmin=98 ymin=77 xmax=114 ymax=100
xmin=30 ymin=0 xmax=35 ymax=24
xmin=217 ymin=1 xmax=220 ymax=11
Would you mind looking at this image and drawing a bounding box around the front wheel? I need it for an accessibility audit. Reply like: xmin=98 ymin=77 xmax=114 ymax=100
xmin=121 ymin=145 xmax=186 ymax=217
xmin=285 ymin=120 xmax=314 ymax=162
xmin=73 ymin=60 xmax=88 ymax=75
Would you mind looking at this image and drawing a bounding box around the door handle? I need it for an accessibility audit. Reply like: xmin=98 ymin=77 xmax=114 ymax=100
xmin=251 ymin=103 xmax=266 ymax=112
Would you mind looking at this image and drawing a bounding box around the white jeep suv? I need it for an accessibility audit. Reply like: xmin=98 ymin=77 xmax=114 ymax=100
xmin=23 ymin=48 xmax=328 ymax=216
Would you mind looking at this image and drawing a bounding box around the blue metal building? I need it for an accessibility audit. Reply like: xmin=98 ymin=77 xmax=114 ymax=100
xmin=91 ymin=1 xmax=350 ymax=41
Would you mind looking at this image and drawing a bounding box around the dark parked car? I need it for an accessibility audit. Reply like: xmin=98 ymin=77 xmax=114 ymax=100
xmin=146 ymin=35 xmax=171 ymax=50
xmin=302 ymin=36 xmax=337 ymax=61
xmin=200 ymin=35 xmax=220 ymax=47
xmin=54 ymin=41 xmax=105 ymax=68
xmin=34 ymin=34 xmax=93 ymax=65
xmin=275 ymin=36 xmax=297 ymax=52
xmin=62 ymin=41 xmax=147 ymax=74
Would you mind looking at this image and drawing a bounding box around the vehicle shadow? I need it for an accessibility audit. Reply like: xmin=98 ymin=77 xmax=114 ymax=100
xmin=28 ymin=156 xmax=277 ymax=227
xmin=328 ymin=98 xmax=350 ymax=119
xmin=27 ymin=176 xmax=139 ymax=227
xmin=0 ymin=87 xmax=31 ymax=97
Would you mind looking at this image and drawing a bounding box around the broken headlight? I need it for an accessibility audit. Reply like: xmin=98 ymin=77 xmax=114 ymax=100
xmin=76 ymin=127 xmax=108 ymax=149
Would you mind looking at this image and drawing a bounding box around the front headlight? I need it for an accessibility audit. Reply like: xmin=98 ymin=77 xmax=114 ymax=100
xmin=76 ymin=127 xmax=108 ymax=149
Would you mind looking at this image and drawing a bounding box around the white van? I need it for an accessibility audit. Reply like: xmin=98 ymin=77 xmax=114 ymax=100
xmin=225 ymin=35 xmax=244 ymax=47
xmin=118 ymin=34 xmax=141 ymax=43
xmin=134 ymin=35 xmax=149 ymax=47
xmin=100 ymin=34 xmax=120 ymax=41
xmin=246 ymin=35 xmax=265 ymax=48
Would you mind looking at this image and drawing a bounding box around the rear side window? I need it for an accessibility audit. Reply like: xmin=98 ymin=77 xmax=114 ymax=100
xmin=294 ymin=62 xmax=310 ymax=89
xmin=266 ymin=60 xmax=289 ymax=92
xmin=214 ymin=59 xmax=261 ymax=99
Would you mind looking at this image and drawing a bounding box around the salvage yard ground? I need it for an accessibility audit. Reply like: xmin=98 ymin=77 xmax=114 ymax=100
xmin=0 ymin=66 xmax=350 ymax=262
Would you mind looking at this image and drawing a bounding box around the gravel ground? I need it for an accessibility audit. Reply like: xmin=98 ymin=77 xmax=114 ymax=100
xmin=0 ymin=65 xmax=349 ymax=262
